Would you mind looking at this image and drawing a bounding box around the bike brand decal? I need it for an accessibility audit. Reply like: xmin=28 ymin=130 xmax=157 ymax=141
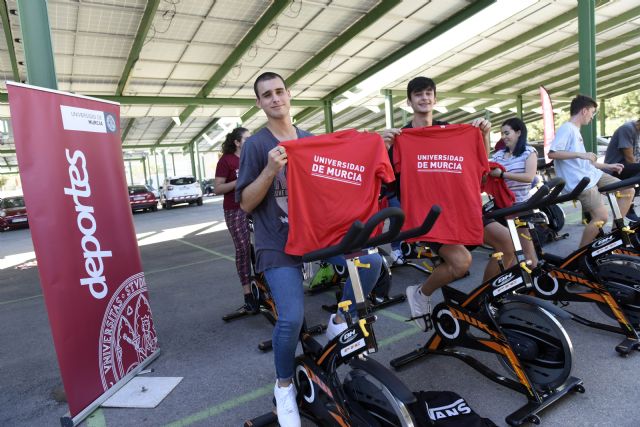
xmin=339 ymin=328 xmax=358 ymax=345
xmin=427 ymin=399 xmax=471 ymax=420
xmin=592 ymin=235 xmax=616 ymax=249
xmin=340 ymin=339 xmax=365 ymax=357
xmin=591 ymin=239 xmax=623 ymax=257
xmin=492 ymin=276 xmax=524 ymax=296
xmin=492 ymin=272 xmax=515 ymax=287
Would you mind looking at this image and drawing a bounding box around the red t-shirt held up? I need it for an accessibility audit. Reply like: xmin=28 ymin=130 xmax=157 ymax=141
xmin=281 ymin=129 xmax=395 ymax=256
xmin=393 ymin=124 xmax=489 ymax=245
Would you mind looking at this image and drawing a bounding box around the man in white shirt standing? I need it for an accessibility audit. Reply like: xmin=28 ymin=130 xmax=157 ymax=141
xmin=548 ymin=94 xmax=633 ymax=247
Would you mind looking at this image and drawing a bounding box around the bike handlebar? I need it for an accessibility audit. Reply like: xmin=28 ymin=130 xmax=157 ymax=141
xmin=301 ymin=206 xmax=441 ymax=262
xmin=599 ymin=173 xmax=640 ymax=193
xmin=484 ymin=184 xmax=551 ymax=220
xmin=546 ymin=176 xmax=591 ymax=205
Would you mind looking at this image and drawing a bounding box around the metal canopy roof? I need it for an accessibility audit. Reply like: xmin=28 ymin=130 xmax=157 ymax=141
xmin=0 ymin=0 xmax=639 ymax=169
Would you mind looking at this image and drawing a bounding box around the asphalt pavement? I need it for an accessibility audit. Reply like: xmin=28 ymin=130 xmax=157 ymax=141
xmin=1 ymin=196 xmax=639 ymax=427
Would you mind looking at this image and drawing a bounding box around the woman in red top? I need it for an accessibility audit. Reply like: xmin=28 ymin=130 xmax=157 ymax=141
xmin=215 ymin=127 xmax=257 ymax=312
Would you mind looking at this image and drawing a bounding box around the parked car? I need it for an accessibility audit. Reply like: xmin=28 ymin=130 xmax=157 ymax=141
xmin=0 ymin=195 xmax=29 ymax=231
xmin=128 ymin=185 xmax=158 ymax=212
xmin=160 ymin=176 xmax=203 ymax=209
xmin=201 ymin=179 xmax=215 ymax=196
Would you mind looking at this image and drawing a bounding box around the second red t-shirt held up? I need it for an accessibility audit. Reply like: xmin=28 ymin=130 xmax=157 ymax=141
xmin=281 ymin=129 xmax=395 ymax=256
xmin=393 ymin=124 xmax=489 ymax=245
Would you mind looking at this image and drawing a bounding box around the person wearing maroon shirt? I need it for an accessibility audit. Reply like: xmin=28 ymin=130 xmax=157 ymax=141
xmin=382 ymin=76 xmax=514 ymax=332
xmin=214 ymin=127 xmax=256 ymax=313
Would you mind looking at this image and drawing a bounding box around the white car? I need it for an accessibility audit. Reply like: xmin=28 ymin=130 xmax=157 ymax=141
xmin=160 ymin=176 xmax=203 ymax=209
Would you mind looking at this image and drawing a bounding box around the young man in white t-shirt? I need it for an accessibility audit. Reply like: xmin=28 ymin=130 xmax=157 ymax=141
xmin=548 ymin=94 xmax=633 ymax=247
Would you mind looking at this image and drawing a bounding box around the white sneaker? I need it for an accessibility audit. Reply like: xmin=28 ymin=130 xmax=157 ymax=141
xmin=274 ymin=381 xmax=301 ymax=427
xmin=391 ymin=248 xmax=405 ymax=265
xmin=406 ymin=285 xmax=432 ymax=331
xmin=325 ymin=313 xmax=348 ymax=341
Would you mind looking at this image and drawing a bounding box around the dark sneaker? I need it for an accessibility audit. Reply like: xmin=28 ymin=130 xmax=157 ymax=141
xmin=244 ymin=293 xmax=260 ymax=314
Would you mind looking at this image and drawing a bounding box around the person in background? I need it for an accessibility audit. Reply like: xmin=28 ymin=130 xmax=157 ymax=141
xmin=548 ymin=94 xmax=633 ymax=247
xmin=214 ymin=127 xmax=257 ymax=313
xmin=489 ymin=117 xmax=538 ymax=266
xmin=604 ymin=118 xmax=640 ymax=222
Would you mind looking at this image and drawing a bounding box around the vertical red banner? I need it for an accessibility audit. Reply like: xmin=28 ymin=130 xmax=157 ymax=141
xmin=7 ymin=83 xmax=159 ymax=421
xmin=539 ymin=86 xmax=555 ymax=163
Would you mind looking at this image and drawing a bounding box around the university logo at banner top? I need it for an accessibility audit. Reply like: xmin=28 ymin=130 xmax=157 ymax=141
xmin=60 ymin=105 xmax=118 ymax=133
xmin=6 ymin=82 xmax=159 ymax=422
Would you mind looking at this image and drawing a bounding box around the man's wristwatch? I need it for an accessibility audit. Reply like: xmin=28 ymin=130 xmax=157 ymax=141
xmin=499 ymin=170 xmax=505 ymax=179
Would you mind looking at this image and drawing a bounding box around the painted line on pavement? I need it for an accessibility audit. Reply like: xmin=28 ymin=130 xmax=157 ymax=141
xmin=0 ymin=258 xmax=227 ymax=307
xmin=164 ymin=383 xmax=273 ymax=427
xmin=85 ymin=408 xmax=107 ymax=427
xmin=177 ymin=239 xmax=235 ymax=261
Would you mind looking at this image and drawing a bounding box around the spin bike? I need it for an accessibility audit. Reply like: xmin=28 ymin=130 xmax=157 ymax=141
xmin=390 ymin=183 xmax=584 ymax=427
xmin=524 ymin=176 xmax=640 ymax=355
xmin=222 ymin=218 xmax=325 ymax=352
xmin=245 ymin=206 xmax=441 ymax=427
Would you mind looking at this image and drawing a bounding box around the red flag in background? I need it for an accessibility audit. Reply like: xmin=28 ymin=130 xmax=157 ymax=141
xmin=539 ymin=86 xmax=555 ymax=163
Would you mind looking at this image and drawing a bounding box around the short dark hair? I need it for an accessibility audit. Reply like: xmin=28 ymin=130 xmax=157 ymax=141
xmin=407 ymin=77 xmax=436 ymax=99
xmin=253 ymin=72 xmax=286 ymax=98
xmin=569 ymin=94 xmax=597 ymax=116
xmin=501 ymin=117 xmax=528 ymax=157
xmin=221 ymin=127 xmax=249 ymax=155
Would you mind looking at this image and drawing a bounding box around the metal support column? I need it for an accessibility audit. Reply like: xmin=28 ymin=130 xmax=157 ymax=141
xmin=323 ymin=100 xmax=334 ymax=133
xmin=516 ymin=95 xmax=523 ymax=119
xmin=127 ymin=161 xmax=134 ymax=185
xmin=142 ymin=157 xmax=148 ymax=185
xmin=162 ymin=150 xmax=168 ymax=184
xmin=153 ymin=151 xmax=160 ymax=189
xmin=189 ymin=142 xmax=196 ymax=178
xmin=599 ymin=98 xmax=606 ymax=136
xmin=402 ymin=108 xmax=408 ymax=126
xmin=384 ymin=89 xmax=394 ymax=129
xmin=578 ymin=0 xmax=597 ymax=153
xmin=170 ymin=153 xmax=176 ymax=176
xmin=16 ymin=0 xmax=57 ymax=88
xmin=195 ymin=143 xmax=202 ymax=181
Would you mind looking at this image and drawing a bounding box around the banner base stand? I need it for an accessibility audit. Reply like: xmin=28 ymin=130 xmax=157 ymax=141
xmin=60 ymin=349 xmax=161 ymax=427
xmin=101 ymin=376 xmax=182 ymax=408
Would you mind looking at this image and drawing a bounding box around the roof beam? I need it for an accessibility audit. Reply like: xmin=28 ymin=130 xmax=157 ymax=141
xmin=240 ymin=0 xmax=402 ymax=123
xmin=121 ymin=118 xmax=136 ymax=142
xmin=290 ymin=0 xmax=495 ymax=126
xmin=0 ymin=0 xmax=20 ymax=81
xmin=443 ymin=25 xmax=640 ymax=114
xmin=94 ymin=95 xmax=323 ymax=106
xmin=116 ymin=0 xmax=160 ymax=96
xmin=433 ymin=0 xmax=609 ymax=85
xmin=152 ymin=1 xmax=289 ymax=147
xmin=190 ymin=118 xmax=220 ymax=152
xmin=452 ymin=5 xmax=640 ymax=95
xmin=489 ymin=29 xmax=639 ymax=94
xmin=517 ymin=45 xmax=639 ymax=94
